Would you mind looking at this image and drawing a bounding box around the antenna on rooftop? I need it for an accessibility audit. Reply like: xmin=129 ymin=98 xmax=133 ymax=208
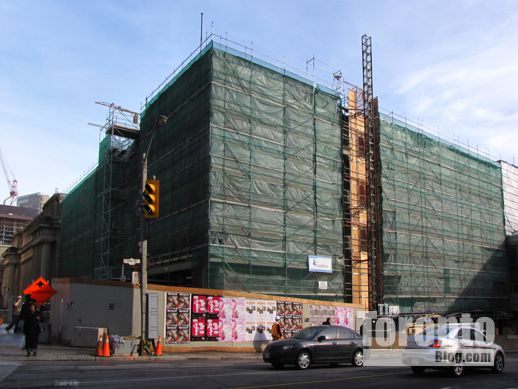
xmin=200 ymin=13 xmax=204 ymax=52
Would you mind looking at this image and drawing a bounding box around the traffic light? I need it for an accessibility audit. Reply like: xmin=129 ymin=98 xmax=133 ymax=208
xmin=143 ymin=179 xmax=159 ymax=219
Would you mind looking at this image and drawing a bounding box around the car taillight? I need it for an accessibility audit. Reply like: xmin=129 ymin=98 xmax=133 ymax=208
xmin=430 ymin=339 xmax=441 ymax=348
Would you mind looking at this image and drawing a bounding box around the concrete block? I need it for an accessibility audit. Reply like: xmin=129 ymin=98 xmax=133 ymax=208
xmin=71 ymin=326 xmax=107 ymax=348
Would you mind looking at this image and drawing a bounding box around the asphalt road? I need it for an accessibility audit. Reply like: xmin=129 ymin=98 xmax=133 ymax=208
xmin=2 ymin=356 xmax=518 ymax=388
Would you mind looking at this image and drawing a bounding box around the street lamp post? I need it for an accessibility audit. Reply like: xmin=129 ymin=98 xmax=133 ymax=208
xmin=139 ymin=114 xmax=168 ymax=356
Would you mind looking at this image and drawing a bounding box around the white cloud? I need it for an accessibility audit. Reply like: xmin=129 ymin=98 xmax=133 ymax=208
xmin=389 ymin=7 xmax=518 ymax=163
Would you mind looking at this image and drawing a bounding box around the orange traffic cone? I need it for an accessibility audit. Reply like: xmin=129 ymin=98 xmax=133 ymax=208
xmin=155 ymin=336 xmax=163 ymax=356
xmin=102 ymin=333 xmax=111 ymax=357
xmin=96 ymin=335 xmax=103 ymax=357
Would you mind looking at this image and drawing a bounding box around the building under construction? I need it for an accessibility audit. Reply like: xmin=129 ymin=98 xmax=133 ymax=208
xmin=58 ymin=36 xmax=515 ymax=314
xmin=379 ymin=115 xmax=509 ymax=313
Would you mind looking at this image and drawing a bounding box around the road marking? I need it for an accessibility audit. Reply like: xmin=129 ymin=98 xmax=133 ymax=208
xmin=230 ymin=372 xmax=402 ymax=389
xmin=54 ymin=380 xmax=80 ymax=387
xmin=78 ymin=361 xmax=260 ymax=370
xmin=0 ymin=362 xmax=20 ymax=384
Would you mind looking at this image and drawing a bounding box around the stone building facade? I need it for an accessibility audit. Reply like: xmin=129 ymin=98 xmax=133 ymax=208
xmin=1 ymin=193 xmax=62 ymax=307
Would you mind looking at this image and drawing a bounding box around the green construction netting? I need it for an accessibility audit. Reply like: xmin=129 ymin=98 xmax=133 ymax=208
xmin=59 ymin=134 xmax=139 ymax=279
xmin=138 ymin=45 xmax=345 ymax=298
xmin=207 ymin=47 xmax=344 ymax=298
xmin=379 ymin=114 xmax=508 ymax=313
xmin=59 ymin=169 xmax=97 ymax=277
xmin=58 ymin=40 xmax=510 ymax=309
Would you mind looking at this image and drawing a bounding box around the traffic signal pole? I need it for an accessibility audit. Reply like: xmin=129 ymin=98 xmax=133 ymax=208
xmin=138 ymin=114 xmax=167 ymax=356
xmin=139 ymin=154 xmax=148 ymax=356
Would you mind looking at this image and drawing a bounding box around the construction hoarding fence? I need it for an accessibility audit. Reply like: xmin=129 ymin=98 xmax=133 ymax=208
xmin=161 ymin=284 xmax=357 ymax=346
xmin=48 ymin=278 xmax=359 ymax=350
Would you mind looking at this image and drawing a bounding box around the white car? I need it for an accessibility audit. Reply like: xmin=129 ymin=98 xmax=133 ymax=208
xmin=403 ymin=324 xmax=505 ymax=377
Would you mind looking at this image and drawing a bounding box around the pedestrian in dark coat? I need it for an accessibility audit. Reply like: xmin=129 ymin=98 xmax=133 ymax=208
xmin=14 ymin=294 xmax=34 ymax=332
xmin=322 ymin=317 xmax=331 ymax=325
xmin=23 ymin=303 xmax=41 ymax=357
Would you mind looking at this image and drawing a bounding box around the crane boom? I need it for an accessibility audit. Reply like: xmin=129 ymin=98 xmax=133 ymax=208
xmin=0 ymin=147 xmax=18 ymax=205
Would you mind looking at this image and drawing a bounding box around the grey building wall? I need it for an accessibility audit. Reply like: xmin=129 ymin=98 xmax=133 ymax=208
xmin=49 ymin=279 xmax=136 ymax=343
xmin=17 ymin=192 xmax=50 ymax=213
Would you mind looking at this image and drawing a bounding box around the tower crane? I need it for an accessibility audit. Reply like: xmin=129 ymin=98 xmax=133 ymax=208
xmin=0 ymin=147 xmax=18 ymax=205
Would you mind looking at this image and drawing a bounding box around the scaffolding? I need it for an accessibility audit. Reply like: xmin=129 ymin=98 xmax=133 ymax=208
xmin=134 ymin=40 xmax=348 ymax=300
xmin=207 ymin=45 xmax=344 ymax=298
xmin=95 ymin=102 xmax=139 ymax=279
xmin=58 ymin=36 xmax=374 ymax=304
xmin=379 ymin=113 xmax=508 ymax=313
xmin=500 ymin=161 xmax=518 ymax=236
xmin=60 ymin=104 xmax=140 ymax=279
xmin=58 ymin=35 xmax=511 ymax=314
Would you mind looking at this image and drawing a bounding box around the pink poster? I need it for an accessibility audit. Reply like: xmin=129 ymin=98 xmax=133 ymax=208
xmin=219 ymin=297 xmax=246 ymax=341
xmin=335 ymin=307 xmax=354 ymax=329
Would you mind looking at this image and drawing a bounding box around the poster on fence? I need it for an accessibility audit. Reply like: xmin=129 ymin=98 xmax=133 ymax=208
xmin=206 ymin=318 xmax=221 ymax=338
xmin=219 ymin=297 xmax=246 ymax=342
xmin=335 ymin=307 xmax=354 ymax=329
xmin=191 ymin=294 xmax=222 ymax=341
xmin=191 ymin=317 xmax=206 ymax=339
xmin=207 ymin=295 xmax=222 ymax=315
xmin=308 ymin=304 xmax=336 ymax=327
xmin=192 ymin=295 xmax=207 ymax=314
xmin=308 ymin=305 xmax=354 ymax=329
xmin=244 ymin=299 xmax=276 ymax=341
xmin=165 ymin=292 xmax=191 ymax=343
xmin=277 ymin=301 xmax=303 ymax=339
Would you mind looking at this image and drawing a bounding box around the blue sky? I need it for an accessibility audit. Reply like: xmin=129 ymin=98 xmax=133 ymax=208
xmin=1 ymin=0 xmax=517 ymax=197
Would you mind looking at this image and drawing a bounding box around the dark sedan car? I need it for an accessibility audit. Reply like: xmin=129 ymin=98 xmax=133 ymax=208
xmin=263 ymin=325 xmax=364 ymax=369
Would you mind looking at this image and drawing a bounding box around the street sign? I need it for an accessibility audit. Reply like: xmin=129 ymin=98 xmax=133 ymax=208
xmin=23 ymin=277 xmax=57 ymax=304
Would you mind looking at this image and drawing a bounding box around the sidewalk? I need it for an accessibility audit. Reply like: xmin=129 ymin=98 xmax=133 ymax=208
xmin=0 ymin=343 xmax=263 ymax=362
xmin=0 ymin=324 xmax=262 ymax=362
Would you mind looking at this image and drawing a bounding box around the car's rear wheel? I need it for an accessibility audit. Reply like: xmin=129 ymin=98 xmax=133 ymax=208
xmin=451 ymin=365 xmax=464 ymax=377
xmin=296 ymin=351 xmax=311 ymax=370
xmin=411 ymin=366 xmax=425 ymax=376
xmin=271 ymin=363 xmax=284 ymax=370
xmin=352 ymin=349 xmax=364 ymax=367
xmin=492 ymin=352 xmax=504 ymax=374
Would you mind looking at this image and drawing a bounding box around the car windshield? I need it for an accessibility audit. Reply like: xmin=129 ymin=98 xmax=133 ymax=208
xmin=293 ymin=327 xmax=322 ymax=340
xmin=415 ymin=325 xmax=459 ymax=337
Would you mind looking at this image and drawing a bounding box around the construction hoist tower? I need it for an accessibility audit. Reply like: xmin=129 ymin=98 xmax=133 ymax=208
xmin=94 ymin=101 xmax=140 ymax=279
xmin=362 ymin=35 xmax=382 ymax=311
